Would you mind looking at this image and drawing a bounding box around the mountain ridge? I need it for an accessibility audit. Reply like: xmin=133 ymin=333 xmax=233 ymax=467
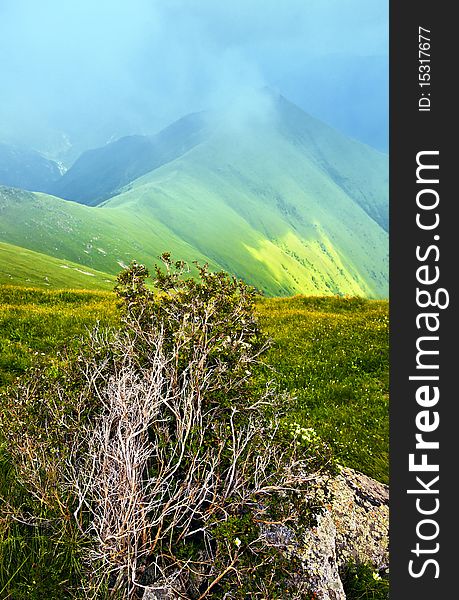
xmin=51 ymin=112 xmax=210 ymax=205
xmin=0 ymin=94 xmax=388 ymax=297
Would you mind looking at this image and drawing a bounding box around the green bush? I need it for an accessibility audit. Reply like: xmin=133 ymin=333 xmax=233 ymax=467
xmin=1 ymin=257 xmax=334 ymax=599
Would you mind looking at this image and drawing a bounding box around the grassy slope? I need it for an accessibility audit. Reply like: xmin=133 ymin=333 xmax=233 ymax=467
xmin=257 ymin=296 xmax=388 ymax=482
xmin=0 ymin=185 xmax=221 ymax=276
xmin=0 ymin=98 xmax=388 ymax=298
xmin=273 ymin=95 xmax=388 ymax=231
xmin=0 ymin=286 xmax=388 ymax=482
xmin=0 ymin=241 xmax=115 ymax=289
xmin=107 ymin=116 xmax=388 ymax=297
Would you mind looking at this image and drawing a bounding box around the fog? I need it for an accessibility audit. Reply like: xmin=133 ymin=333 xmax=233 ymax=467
xmin=0 ymin=0 xmax=388 ymax=161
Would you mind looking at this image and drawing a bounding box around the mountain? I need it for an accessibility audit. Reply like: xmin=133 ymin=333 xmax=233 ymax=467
xmin=0 ymin=94 xmax=388 ymax=297
xmin=0 ymin=185 xmax=221 ymax=282
xmin=0 ymin=143 xmax=62 ymax=192
xmin=51 ymin=112 xmax=209 ymax=205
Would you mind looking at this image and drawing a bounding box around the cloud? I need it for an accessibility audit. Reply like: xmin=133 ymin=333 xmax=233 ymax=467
xmin=0 ymin=0 xmax=388 ymax=155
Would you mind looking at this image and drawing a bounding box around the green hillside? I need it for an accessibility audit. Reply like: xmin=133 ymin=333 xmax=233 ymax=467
xmin=0 ymin=186 xmax=220 ymax=278
xmin=0 ymin=95 xmax=388 ymax=297
xmin=105 ymin=96 xmax=388 ymax=296
xmin=0 ymin=241 xmax=115 ymax=289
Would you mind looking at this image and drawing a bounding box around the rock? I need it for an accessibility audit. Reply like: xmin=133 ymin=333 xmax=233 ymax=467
xmin=330 ymin=467 xmax=389 ymax=571
xmin=142 ymin=584 xmax=182 ymax=600
xmin=299 ymin=510 xmax=347 ymax=600
xmin=292 ymin=466 xmax=389 ymax=599
xmin=142 ymin=467 xmax=388 ymax=600
xmin=140 ymin=570 xmax=187 ymax=600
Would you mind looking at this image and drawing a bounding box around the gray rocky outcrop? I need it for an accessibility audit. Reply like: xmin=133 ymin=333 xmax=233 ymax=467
xmin=142 ymin=467 xmax=389 ymax=599
xmin=297 ymin=467 xmax=389 ymax=599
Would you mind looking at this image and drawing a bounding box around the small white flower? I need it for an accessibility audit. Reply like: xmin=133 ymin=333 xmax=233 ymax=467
xmin=234 ymin=537 xmax=241 ymax=547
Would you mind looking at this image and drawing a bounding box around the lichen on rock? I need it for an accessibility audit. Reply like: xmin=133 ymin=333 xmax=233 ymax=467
xmin=330 ymin=467 xmax=389 ymax=572
xmin=290 ymin=466 xmax=389 ymax=599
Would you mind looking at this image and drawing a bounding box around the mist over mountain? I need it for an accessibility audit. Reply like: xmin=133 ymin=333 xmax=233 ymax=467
xmin=50 ymin=92 xmax=388 ymax=227
xmin=0 ymin=143 xmax=62 ymax=192
xmin=274 ymin=55 xmax=388 ymax=152
xmin=0 ymin=1 xmax=388 ymax=159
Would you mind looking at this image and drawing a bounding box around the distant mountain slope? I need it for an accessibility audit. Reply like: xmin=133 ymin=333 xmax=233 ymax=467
xmin=0 ymin=185 xmax=219 ymax=275
xmin=0 ymin=94 xmax=388 ymax=297
xmin=0 ymin=143 xmax=62 ymax=192
xmin=50 ymin=95 xmax=388 ymax=232
xmin=0 ymin=241 xmax=115 ymax=289
xmin=272 ymin=96 xmax=388 ymax=231
xmin=51 ymin=112 xmax=209 ymax=205
xmin=103 ymin=94 xmax=388 ymax=296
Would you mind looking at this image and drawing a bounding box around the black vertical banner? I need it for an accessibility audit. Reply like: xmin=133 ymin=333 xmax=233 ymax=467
xmin=390 ymin=2 xmax=456 ymax=598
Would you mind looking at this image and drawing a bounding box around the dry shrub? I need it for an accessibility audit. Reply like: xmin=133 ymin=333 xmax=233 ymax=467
xmin=2 ymin=256 xmax=333 ymax=599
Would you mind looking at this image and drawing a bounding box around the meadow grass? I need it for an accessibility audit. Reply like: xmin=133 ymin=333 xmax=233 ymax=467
xmin=0 ymin=241 xmax=116 ymax=290
xmin=257 ymin=295 xmax=388 ymax=483
xmin=0 ymin=286 xmax=388 ymax=481
xmin=0 ymin=286 xmax=119 ymax=388
xmin=0 ymin=285 xmax=388 ymax=598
